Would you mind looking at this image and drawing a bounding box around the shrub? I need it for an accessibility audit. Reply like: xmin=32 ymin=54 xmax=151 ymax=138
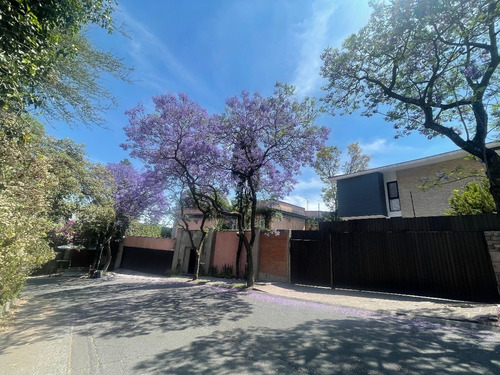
xmin=220 ymin=264 xmax=234 ymax=279
xmin=445 ymin=179 xmax=496 ymax=215
xmin=208 ymin=265 xmax=219 ymax=277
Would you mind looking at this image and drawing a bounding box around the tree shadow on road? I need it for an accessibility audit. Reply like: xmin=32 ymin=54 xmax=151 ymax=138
xmin=133 ymin=317 xmax=500 ymax=374
xmin=0 ymin=275 xmax=252 ymax=353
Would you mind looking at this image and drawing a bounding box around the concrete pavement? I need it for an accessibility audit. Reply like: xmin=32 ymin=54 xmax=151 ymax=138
xmin=1 ymin=270 xmax=499 ymax=374
xmin=4 ymin=268 xmax=500 ymax=329
xmin=162 ymin=273 xmax=500 ymax=327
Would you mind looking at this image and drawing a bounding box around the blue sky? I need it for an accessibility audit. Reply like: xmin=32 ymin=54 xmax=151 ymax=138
xmin=47 ymin=0 xmax=460 ymax=211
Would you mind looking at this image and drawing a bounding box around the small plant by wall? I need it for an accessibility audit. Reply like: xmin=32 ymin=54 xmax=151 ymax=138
xmin=220 ymin=264 xmax=234 ymax=279
xmin=208 ymin=265 xmax=219 ymax=277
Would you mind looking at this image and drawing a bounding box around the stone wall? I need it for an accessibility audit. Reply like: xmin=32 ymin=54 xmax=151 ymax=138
xmin=484 ymin=231 xmax=500 ymax=296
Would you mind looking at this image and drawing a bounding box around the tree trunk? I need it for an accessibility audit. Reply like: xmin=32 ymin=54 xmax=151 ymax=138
xmin=189 ymin=230 xmax=207 ymax=281
xmin=246 ymin=241 xmax=254 ymax=287
xmin=93 ymin=241 xmax=103 ymax=269
xmin=235 ymin=235 xmax=243 ymax=279
xmin=192 ymin=248 xmax=200 ymax=281
xmin=192 ymin=231 xmax=207 ymax=281
xmin=238 ymin=233 xmax=254 ymax=288
xmin=484 ymin=148 xmax=500 ymax=213
xmin=102 ymin=238 xmax=112 ymax=274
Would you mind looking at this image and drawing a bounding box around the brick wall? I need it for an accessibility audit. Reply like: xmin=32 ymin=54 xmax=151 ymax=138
xmin=258 ymin=230 xmax=289 ymax=282
xmin=396 ymin=157 xmax=484 ymax=217
xmin=484 ymin=231 xmax=500 ymax=297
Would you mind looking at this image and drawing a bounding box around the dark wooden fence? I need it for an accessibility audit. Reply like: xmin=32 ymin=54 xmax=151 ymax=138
xmin=121 ymin=247 xmax=174 ymax=275
xmin=290 ymin=215 xmax=500 ymax=302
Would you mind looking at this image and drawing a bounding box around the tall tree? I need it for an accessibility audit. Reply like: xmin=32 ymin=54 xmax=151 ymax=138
xmin=320 ymin=0 xmax=500 ymax=212
xmin=343 ymin=142 xmax=371 ymax=175
xmin=87 ymin=162 xmax=168 ymax=273
xmin=314 ymin=145 xmax=342 ymax=213
xmin=122 ymin=94 xmax=228 ymax=281
xmin=213 ymin=83 xmax=329 ymax=287
xmin=123 ymin=86 xmax=329 ymax=287
xmin=0 ymin=117 xmax=57 ymax=306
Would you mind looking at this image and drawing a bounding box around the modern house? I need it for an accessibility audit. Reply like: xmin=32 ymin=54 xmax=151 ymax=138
xmin=331 ymin=144 xmax=500 ymax=219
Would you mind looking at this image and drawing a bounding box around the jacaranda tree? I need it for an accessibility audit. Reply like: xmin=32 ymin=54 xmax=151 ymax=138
xmin=123 ymin=85 xmax=329 ymax=287
xmin=76 ymin=161 xmax=168 ymax=273
xmin=103 ymin=162 xmax=168 ymax=272
xmin=122 ymin=94 xmax=228 ymax=281
xmin=213 ymin=83 xmax=329 ymax=287
xmin=321 ymin=0 xmax=500 ymax=212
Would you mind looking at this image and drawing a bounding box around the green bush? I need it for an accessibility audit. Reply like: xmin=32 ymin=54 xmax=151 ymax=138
xmin=446 ymin=179 xmax=496 ymax=215
xmin=0 ymin=132 xmax=55 ymax=306
xmin=220 ymin=264 xmax=234 ymax=279
xmin=127 ymin=222 xmax=172 ymax=238
xmin=208 ymin=265 xmax=219 ymax=277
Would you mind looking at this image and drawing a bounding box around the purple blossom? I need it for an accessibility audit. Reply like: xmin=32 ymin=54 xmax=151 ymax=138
xmin=464 ymin=60 xmax=482 ymax=80
xmin=106 ymin=162 xmax=169 ymax=228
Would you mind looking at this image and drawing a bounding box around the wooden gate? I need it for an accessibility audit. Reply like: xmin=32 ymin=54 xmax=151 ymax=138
xmin=330 ymin=231 xmax=497 ymax=301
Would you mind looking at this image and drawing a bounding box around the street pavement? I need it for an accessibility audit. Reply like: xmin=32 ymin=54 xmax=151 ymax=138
xmin=0 ymin=270 xmax=499 ymax=374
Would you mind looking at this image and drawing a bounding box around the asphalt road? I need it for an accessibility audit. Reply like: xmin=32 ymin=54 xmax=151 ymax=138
xmin=1 ymin=273 xmax=499 ymax=374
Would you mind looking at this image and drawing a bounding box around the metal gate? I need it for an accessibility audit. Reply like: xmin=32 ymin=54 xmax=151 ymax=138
xmin=289 ymin=231 xmax=331 ymax=286
xmin=121 ymin=247 xmax=174 ymax=275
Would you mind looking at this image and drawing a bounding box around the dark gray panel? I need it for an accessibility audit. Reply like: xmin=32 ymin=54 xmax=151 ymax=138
xmin=337 ymin=172 xmax=388 ymax=217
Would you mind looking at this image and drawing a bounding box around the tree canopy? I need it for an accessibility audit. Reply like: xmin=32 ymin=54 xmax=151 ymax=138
xmin=122 ymin=84 xmax=329 ymax=286
xmin=123 ymin=93 xmax=226 ymax=280
xmin=0 ymin=118 xmax=55 ymax=305
xmin=0 ymin=0 xmax=128 ymax=127
xmin=321 ymin=0 xmax=500 ymax=210
xmin=213 ymin=84 xmax=329 ymax=286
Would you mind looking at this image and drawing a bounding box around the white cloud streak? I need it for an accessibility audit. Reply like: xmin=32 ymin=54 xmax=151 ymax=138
xmin=359 ymin=138 xmax=421 ymax=155
xmin=117 ymin=4 xmax=212 ymax=98
xmin=292 ymin=0 xmax=338 ymax=96
xmin=283 ymin=176 xmax=328 ymax=211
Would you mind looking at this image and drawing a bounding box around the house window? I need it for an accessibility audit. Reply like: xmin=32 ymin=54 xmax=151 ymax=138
xmin=387 ymin=181 xmax=401 ymax=212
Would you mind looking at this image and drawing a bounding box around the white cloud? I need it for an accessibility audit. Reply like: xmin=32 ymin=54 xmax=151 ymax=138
xmin=292 ymin=0 xmax=338 ymax=96
xmin=359 ymin=138 xmax=421 ymax=155
xmin=117 ymin=4 xmax=212 ymax=97
xmin=291 ymin=175 xmax=324 ymax=192
xmin=283 ymin=195 xmax=327 ymax=212
xmin=282 ymin=176 xmax=328 ymax=211
xmin=359 ymin=138 xmax=390 ymax=153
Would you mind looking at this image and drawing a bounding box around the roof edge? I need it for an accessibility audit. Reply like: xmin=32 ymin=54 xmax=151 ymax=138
xmin=330 ymin=141 xmax=500 ymax=182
